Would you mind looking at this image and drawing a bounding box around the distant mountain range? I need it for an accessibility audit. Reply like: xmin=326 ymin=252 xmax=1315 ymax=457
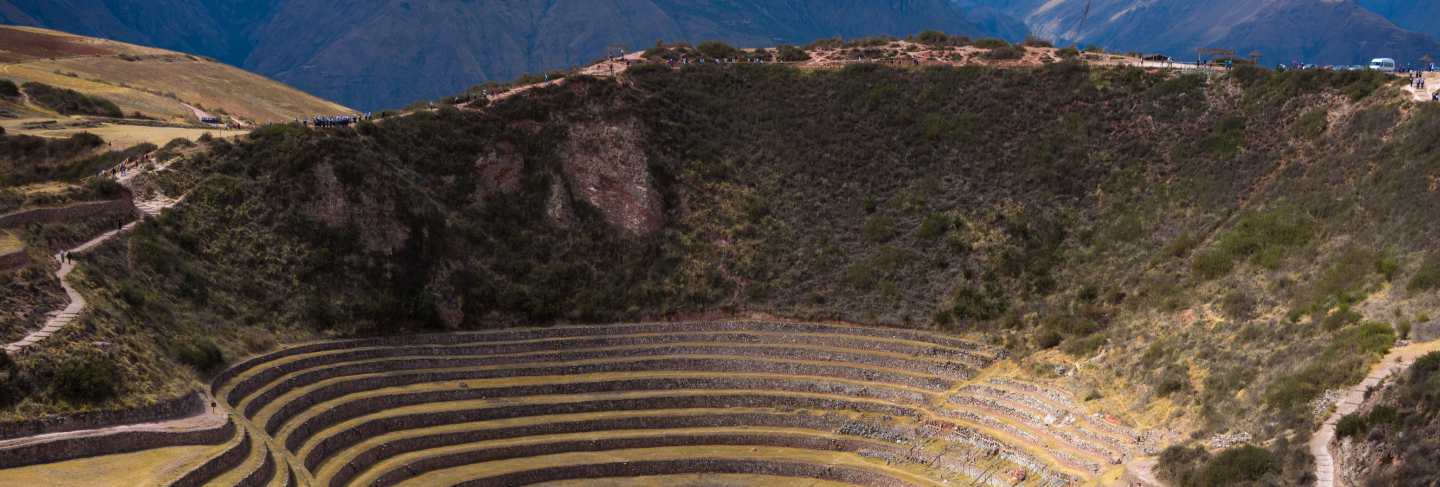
xmin=3 ymin=0 xmax=1440 ymax=110
xmin=958 ymin=0 xmax=1440 ymax=66
xmin=0 ymin=0 xmax=1016 ymax=111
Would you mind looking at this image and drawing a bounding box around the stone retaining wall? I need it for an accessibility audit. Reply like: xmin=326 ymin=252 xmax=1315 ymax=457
xmin=213 ymin=320 xmax=993 ymax=398
xmin=225 ymin=333 xmax=984 ymax=404
xmin=263 ymin=358 xmax=940 ymax=436
xmin=0 ymin=198 xmax=136 ymax=229
xmin=237 ymin=449 xmax=277 ymax=487
xmin=372 ymin=434 xmax=918 ymax=487
xmin=297 ymin=376 xmax=925 ymax=463
xmin=319 ymin=412 xmax=918 ymax=485
xmin=0 ymin=417 xmax=233 ymax=470
xmin=168 ymin=429 xmax=249 ymax=487
xmin=450 ymin=459 xmax=916 ymax=487
xmin=289 ymin=393 xmax=917 ymax=454
xmin=0 ymin=392 xmax=205 ymax=441
xmin=244 ymin=352 xmax=947 ymax=420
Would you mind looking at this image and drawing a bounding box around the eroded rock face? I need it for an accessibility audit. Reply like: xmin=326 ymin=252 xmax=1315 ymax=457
xmin=1412 ymin=319 xmax=1440 ymax=342
xmin=307 ymin=163 xmax=409 ymax=255
xmin=560 ymin=119 xmax=663 ymax=235
xmin=472 ymin=141 xmax=523 ymax=200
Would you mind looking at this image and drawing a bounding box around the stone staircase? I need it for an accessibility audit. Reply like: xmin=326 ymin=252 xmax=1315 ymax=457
xmin=4 ymin=161 xmax=182 ymax=356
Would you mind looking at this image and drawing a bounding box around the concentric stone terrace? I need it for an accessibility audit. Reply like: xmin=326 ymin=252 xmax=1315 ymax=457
xmin=171 ymin=320 xmax=1145 ymax=486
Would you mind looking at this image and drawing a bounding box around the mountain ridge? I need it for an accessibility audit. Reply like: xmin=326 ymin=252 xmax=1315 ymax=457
xmin=958 ymin=0 xmax=1440 ymax=66
xmin=0 ymin=0 xmax=1017 ymax=110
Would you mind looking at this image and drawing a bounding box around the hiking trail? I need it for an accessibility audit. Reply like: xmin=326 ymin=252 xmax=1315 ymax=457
xmin=1310 ymin=339 xmax=1440 ymax=487
xmin=4 ymin=157 xmax=182 ymax=356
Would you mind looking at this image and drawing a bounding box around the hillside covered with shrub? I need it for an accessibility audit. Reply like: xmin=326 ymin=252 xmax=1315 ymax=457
xmin=4 ymin=59 xmax=1440 ymax=484
xmin=1334 ymin=351 xmax=1440 ymax=484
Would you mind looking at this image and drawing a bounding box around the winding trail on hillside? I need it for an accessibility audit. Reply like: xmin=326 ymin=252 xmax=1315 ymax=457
xmin=181 ymin=103 xmax=214 ymax=124
xmin=3 ymin=160 xmax=182 ymax=356
xmin=1311 ymin=339 xmax=1440 ymax=487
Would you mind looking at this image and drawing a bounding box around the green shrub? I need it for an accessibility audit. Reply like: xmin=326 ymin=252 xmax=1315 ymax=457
xmin=1021 ymin=37 xmax=1053 ymax=48
xmin=1157 ymin=445 xmax=1210 ymax=485
xmin=1193 ymin=208 xmax=1314 ymax=279
xmin=1156 ymin=365 xmax=1190 ymax=397
xmin=1062 ymin=334 xmax=1106 ymax=357
xmin=1335 ymin=412 xmax=1368 ymax=439
xmin=1056 ymin=47 xmax=1079 ymax=59
xmin=972 ymin=38 xmax=1010 ymax=49
xmin=776 ymin=45 xmax=810 ymax=62
xmin=52 ymin=353 xmax=119 ymax=403
xmin=85 ymin=178 xmax=127 ymax=199
xmin=1193 ymin=116 xmax=1246 ymax=157
xmin=950 ymin=285 xmax=1007 ymax=321
xmin=1036 ymin=330 xmax=1063 ymax=349
xmin=918 ymin=112 xmax=980 ymax=143
xmin=21 ymin=82 xmax=123 ymax=118
xmin=916 ymin=31 xmax=952 ymax=46
xmin=1412 ymin=352 xmax=1440 ymax=382
xmin=916 ymin=213 xmax=951 ymax=239
xmin=0 ymin=79 xmax=18 ymax=98
xmin=175 ymin=339 xmax=225 ymax=373
xmin=1265 ymin=322 xmax=1395 ymax=412
xmin=163 ymin=137 xmax=195 ymax=151
xmin=118 ymin=283 xmax=146 ymax=307
xmin=1192 ymin=250 xmax=1235 ymax=279
xmin=697 ymin=41 xmax=741 ymax=60
xmin=1369 ymin=405 xmax=1398 ymax=425
xmin=1194 ymin=445 xmax=1276 ymax=485
xmin=862 ymin=215 xmax=896 ymax=242
xmin=1294 ymin=109 xmax=1329 ymax=139
xmin=1408 ymin=254 xmax=1440 ymax=292
xmin=1221 ymin=290 xmax=1256 ymax=320
xmin=842 ymin=262 xmax=877 ymax=291
xmin=983 ymin=45 xmax=1025 ymax=61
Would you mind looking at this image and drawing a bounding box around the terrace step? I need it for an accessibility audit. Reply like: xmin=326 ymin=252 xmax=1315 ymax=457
xmin=201 ymin=323 xmax=1123 ymax=487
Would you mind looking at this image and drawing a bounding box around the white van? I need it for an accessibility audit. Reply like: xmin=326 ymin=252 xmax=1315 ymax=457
xmin=1369 ymin=58 xmax=1397 ymax=72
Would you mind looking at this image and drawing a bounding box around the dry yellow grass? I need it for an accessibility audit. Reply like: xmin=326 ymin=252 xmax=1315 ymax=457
xmin=14 ymin=181 xmax=76 ymax=195
xmin=0 ymin=231 xmax=21 ymax=254
xmin=0 ymin=26 xmax=349 ymax=124
xmin=308 ymin=407 xmax=878 ymax=482
xmin=536 ymin=474 xmax=858 ymax=486
xmin=0 ymin=443 xmax=225 ymax=487
xmin=0 ymin=117 xmax=247 ymax=149
xmin=383 ymin=445 xmax=949 ymax=487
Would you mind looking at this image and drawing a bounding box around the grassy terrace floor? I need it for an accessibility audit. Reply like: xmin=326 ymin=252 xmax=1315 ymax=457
xmin=386 ymin=445 xmax=950 ymax=487
xmin=0 ymin=443 xmax=226 ymax=486
xmin=535 ymin=474 xmax=859 ymax=486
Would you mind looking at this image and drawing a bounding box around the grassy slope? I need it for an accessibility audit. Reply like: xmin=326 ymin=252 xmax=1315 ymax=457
xmin=2 ymin=62 xmax=1439 ymax=484
xmin=0 ymin=26 xmax=349 ymax=123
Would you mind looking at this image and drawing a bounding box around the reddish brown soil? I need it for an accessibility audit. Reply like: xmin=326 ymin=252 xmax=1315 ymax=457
xmin=0 ymin=28 xmax=114 ymax=63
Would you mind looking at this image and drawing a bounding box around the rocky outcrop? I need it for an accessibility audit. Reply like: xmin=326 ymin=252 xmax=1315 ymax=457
xmin=560 ymin=119 xmax=664 ymax=235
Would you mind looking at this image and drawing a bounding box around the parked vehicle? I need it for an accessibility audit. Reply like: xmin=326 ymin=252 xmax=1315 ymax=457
xmin=1369 ymin=58 xmax=1397 ymax=72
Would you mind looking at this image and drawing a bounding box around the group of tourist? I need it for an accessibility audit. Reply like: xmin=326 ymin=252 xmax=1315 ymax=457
xmin=98 ymin=152 xmax=157 ymax=179
xmin=300 ymin=113 xmax=372 ymax=128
